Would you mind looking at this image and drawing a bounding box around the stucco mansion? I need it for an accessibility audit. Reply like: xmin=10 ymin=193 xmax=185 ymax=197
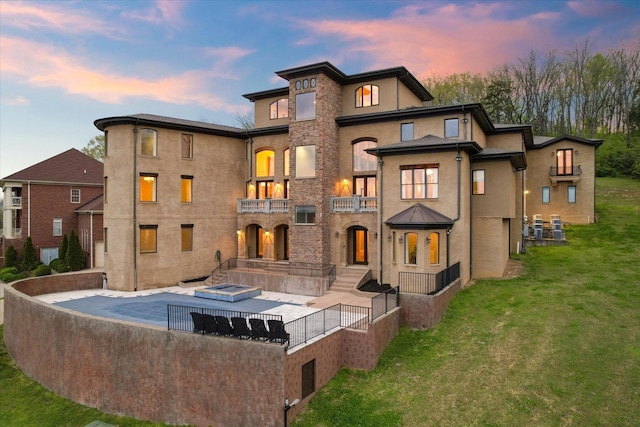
xmin=95 ymin=61 xmax=600 ymax=293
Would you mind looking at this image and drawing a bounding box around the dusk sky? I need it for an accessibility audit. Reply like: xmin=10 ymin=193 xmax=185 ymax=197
xmin=1 ymin=0 xmax=639 ymax=178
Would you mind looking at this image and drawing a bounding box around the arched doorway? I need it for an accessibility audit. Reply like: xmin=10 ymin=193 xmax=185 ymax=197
xmin=245 ymin=224 xmax=264 ymax=259
xmin=274 ymin=224 xmax=289 ymax=260
xmin=347 ymin=226 xmax=368 ymax=265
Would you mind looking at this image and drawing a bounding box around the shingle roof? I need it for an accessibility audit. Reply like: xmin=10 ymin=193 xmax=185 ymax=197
xmin=472 ymin=148 xmax=527 ymax=170
xmin=532 ymin=134 xmax=603 ymax=148
xmin=367 ymin=134 xmax=482 ymax=156
xmin=94 ymin=114 xmax=244 ymax=137
xmin=75 ymin=194 xmax=104 ymax=213
xmin=385 ymin=203 xmax=453 ymax=229
xmin=1 ymin=148 xmax=104 ymax=184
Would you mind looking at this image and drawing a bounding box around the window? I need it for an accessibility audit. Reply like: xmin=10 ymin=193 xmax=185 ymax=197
xmin=181 ymin=224 xmax=193 ymax=252
xmin=295 ymin=205 xmax=316 ymax=224
xmin=139 ymin=225 xmax=157 ymax=253
xmin=71 ymin=188 xmax=81 ymax=203
xmin=140 ymin=173 xmax=157 ymax=202
xmin=355 ymin=84 xmax=379 ymax=108
xmin=296 ymin=92 xmax=315 ymax=120
xmin=104 ymin=228 xmax=108 ymax=253
xmin=295 ymin=145 xmax=316 ymax=178
xmin=352 ymin=139 xmax=377 ymax=172
xmin=256 ymin=150 xmax=275 ymax=177
xmin=355 ymin=176 xmax=377 ymax=197
xmin=283 ymin=148 xmax=290 ymax=176
xmin=284 ymin=179 xmax=289 ymax=199
xmin=568 ymin=185 xmax=576 ymax=203
xmin=104 ymin=130 xmax=108 ymax=157
xmin=405 ymin=232 xmax=417 ymax=264
xmin=542 ymin=186 xmax=550 ymax=203
xmin=181 ymin=175 xmax=193 ymax=203
xmin=445 ymin=118 xmax=459 ymax=138
xmin=401 ymin=165 xmax=439 ymax=199
xmin=473 ymin=170 xmax=485 ymax=195
xmin=257 ymin=181 xmax=274 ymax=199
xmin=140 ymin=129 xmax=157 ymax=156
xmin=302 ymin=359 xmax=316 ymax=399
xmin=270 ymin=98 xmax=289 ymax=119
xmin=182 ymin=134 xmax=193 ymax=159
xmin=401 ymin=123 xmax=414 ymax=141
xmin=429 ymin=232 xmax=439 ymax=264
xmin=556 ymin=149 xmax=573 ymax=175
xmin=53 ymin=218 xmax=62 ymax=237
xmin=104 ymin=177 xmax=107 ymax=203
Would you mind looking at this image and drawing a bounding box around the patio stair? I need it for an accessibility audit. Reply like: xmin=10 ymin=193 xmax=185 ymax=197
xmin=330 ymin=268 xmax=371 ymax=295
xmin=203 ymin=269 xmax=227 ymax=288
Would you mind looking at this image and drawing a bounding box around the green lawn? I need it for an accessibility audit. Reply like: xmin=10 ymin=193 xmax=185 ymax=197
xmin=1 ymin=178 xmax=639 ymax=426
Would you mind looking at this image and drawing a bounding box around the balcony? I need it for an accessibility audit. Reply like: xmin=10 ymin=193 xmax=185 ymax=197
xmin=549 ymin=165 xmax=581 ymax=185
xmin=237 ymin=198 xmax=289 ymax=213
xmin=330 ymin=196 xmax=377 ymax=213
xmin=7 ymin=196 xmax=22 ymax=208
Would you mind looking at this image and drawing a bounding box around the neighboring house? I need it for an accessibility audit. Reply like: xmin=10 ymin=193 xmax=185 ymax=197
xmin=94 ymin=61 xmax=600 ymax=291
xmin=1 ymin=149 xmax=104 ymax=268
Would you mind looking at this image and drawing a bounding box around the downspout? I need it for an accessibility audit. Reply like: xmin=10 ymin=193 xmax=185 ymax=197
xmin=27 ymin=181 xmax=31 ymax=236
xmin=448 ymin=147 xmax=462 ymax=268
xmin=377 ymin=155 xmax=384 ymax=284
xmin=246 ymin=137 xmax=253 ymax=196
xmin=133 ymin=125 xmax=138 ymax=291
xmin=521 ymin=133 xmax=527 ymax=253
xmin=90 ymin=212 xmax=94 ymax=268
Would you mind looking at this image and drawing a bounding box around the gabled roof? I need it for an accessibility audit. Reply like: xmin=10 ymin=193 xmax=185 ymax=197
xmin=367 ymin=134 xmax=482 ymax=156
xmin=472 ymin=147 xmax=527 ymax=170
xmin=75 ymin=194 xmax=104 ymax=213
xmin=1 ymin=148 xmax=103 ymax=185
xmin=385 ymin=203 xmax=453 ymax=229
xmin=94 ymin=114 xmax=245 ymax=138
xmin=532 ymin=134 xmax=603 ymax=149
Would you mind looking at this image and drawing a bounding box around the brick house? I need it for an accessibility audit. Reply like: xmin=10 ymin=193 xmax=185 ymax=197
xmin=1 ymin=148 xmax=104 ymax=268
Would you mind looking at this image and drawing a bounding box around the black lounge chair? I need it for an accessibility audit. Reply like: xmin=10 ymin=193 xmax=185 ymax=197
xmin=249 ymin=318 xmax=269 ymax=341
xmin=190 ymin=311 xmax=205 ymax=334
xmin=231 ymin=317 xmax=252 ymax=339
xmin=202 ymin=314 xmax=218 ymax=335
xmin=267 ymin=319 xmax=290 ymax=345
xmin=215 ymin=316 xmax=234 ymax=336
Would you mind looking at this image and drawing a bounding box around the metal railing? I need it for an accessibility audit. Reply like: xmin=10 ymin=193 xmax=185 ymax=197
xmin=11 ymin=196 xmax=22 ymax=207
xmin=237 ymin=198 xmax=289 ymax=213
xmin=549 ymin=165 xmax=582 ymax=177
xmin=398 ymin=262 xmax=460 ymax=295
xmin=212 ymin=259 xmax=336 ymax=285
xmin=371 ymin=287 xmax=399 ymax=321
xmin=330 ymin=196 xmax=377 ymax=212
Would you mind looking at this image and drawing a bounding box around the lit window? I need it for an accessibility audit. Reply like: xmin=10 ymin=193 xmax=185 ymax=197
xmin=283 ymin=148 xmax=290 ymax=176
xmin=140 ymin=129 xmax=157 ymax=156
xmin=352 ymin=139 xmax=377 ymax=172
xmin=295 ymin=145 xmax=316 ymax=178
xmin=270 ymin=98 xmax=289 ymax=119
xmin=256 ymin=150 xmax=275 ymax=177
xmin=429 ymin=232 xmax=439 ymax=264
xmin=53 ymin=218 xmax=62 ymax=237
xmin=355 ymin=84 xmax=379 ymax=108
xmin=140 ymin=173 xmax=157 ymax=202
xmin=401 ymin=166 xmax=438 ymax=199
xmin=181 ymin=224 xmax=193 ymax=252
xmin=296 ymin=92 xmax=315 ymax=120
xmin=71 ymin=188 xmax=81 ymax=203
xmin=295 ymin=205 xmax=316 ymax=224
xmin=181 ymin=175 xmax=193 ymax=203
xmin=139 ymin=225 xmax=157 ymax=253
xmin=445 ymin=118 xmax=459 ymax=138
xmin=568 ymin=185 xmax=576 ymax=203
xmin=355 ymin=176 xmax=377 ymax=197
xmin=557 ymin=149 xmax=573 ymax=175
xmin=182 ymin=134 xmax=193 ymax=159
xmin=401 ymin=123 xmax=414 ymax=141
xmin=257 ymin=181 xmax=274 ymax=199
xmin=405 ymin=232 xmax=417 ymax=265
xmin=542 ymin=186 xmax=550 ymax=203
xmin=473 ymin=170 xmax=485 ymax=195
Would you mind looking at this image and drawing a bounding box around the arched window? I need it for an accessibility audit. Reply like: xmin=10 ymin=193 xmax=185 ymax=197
xmin=355 ymin=84 xmax=379 ymax=108
xmin=270 ymin=98 xmax=289 ymax=119
xmin=429 ymin=232 xmax=439 ymax=264
xmin=405 ymin=232 xmax=417 ymax=265
xmin=352 ymin=139 xmax=377 ymax=172
xmin=283 ymin=148 xmax=290 ymax=176
xmin=256 ymin=150 xmax=275 ymax=177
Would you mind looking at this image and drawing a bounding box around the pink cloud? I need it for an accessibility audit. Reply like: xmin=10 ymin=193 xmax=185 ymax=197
xmin=568 ymin=1 xmax=622 ymax=17
xmin=300 ymin=2 xmax=561 ymax=78
xmin=1 ymin=95 xmax=30 ymax=106
xmin=122 ymin=0 xmax=186 ymax=30
xmin=0 ymin=36 xmax=250 ymax=113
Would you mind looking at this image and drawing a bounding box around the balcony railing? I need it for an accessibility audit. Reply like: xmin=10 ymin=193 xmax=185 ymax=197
xmin=237 ymin=198 xmax=289 ymax=213
xmin=398 ymin=262 xmax=460 ymax=295
xmin=10 ymin=197 xmax=22 ymax=208
xmin=549 ymin=165 xmax=582 ymax=177
xmin=211 ymin=258 xmax=336 ymax=285
xmin=330 ymin=196 xmax=377 ymax=213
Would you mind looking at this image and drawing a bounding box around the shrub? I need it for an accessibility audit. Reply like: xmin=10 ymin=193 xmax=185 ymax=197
xmin=4 ymin=245 xmax=18 ymax=268
xmin=34 ymin=264 xmax=52 ymax=277
xmin=59 ymin=235 xmax=68 ymax=264
xmin=66 ymin=229 xmax=85 ymax=271
xmin=0 ymin=266 xmax=28 ymax=283
xmin=21 ymin=236 xmax=38 ymax=272
xmin=49 ymin=258 xmax=69 ymax=273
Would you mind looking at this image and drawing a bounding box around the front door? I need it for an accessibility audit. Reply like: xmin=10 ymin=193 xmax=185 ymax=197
xmin=352 ymin=227 xmax=368 ymax=264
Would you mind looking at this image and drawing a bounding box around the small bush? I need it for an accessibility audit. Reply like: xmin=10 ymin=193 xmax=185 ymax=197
xmin=34 ymin=264 xmax=52 ymax=277
xmin=0 ymin=266 xmax=28 ymax=283
xmin=49 ymin=258 xmax=69 ymax=273
xmin=21 ymin=236 xmax=38 ymax=272
xmin=4 ymin=245 xmax=18 ymax=268
xmin=66 ymin=229 xmax=85 ymax=271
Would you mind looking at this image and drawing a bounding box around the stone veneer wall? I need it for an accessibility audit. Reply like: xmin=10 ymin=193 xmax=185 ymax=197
xmin=400 ymin=279 xmax=462 ymax=329
xmin=228 ymin=270 xmax=330 ymax=296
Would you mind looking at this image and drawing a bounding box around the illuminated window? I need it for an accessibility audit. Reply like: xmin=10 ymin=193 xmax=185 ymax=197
xmin=140 ymin=129 xmax=157 ymax=156
xmin=296 ymin=92 xmax=315 ymax=120
xmin=53 ymin=218 xmax=62 ymax=237
xmin=71 ymin=189 xmax=81 ymax=203
xmin=140 ymin=173 xmax=157 ymax=202
xmin=401 ymin=165 xmax=438 ymax=199
xmin=270 ymin=98 xmax=289 ymax=119
xmin=283 ymin=148 xmax=290 ymax=176
xmin=445 ymin=118 xmax=459 ymax=138
xmin=429 ymin=232 xmax=439 ymax=264
xmin=473 ymin=170 xmax=485 ymax=195
xmin=355 ymin=84 xmax=379 ymax=108
xmin=354 ymin=176 xmax=377 ymax=197
xmin=295 ymin=205 xmax=315 ymax=224
xmin=257 ymin=181 xmax=274 ymax=199
xmin=256 ymin=150 xmax=275 ymax=177
xmin=181 ymin=224 xmax=193 ymax=252
xmin=182 ymin=134 xmax=193 ymax=159
xmin=139 ymin=225 xmax=157 ymax=253
xmin=295 ymin=145 xmax=316 ymax=178
xmin=353 ymin=139 xmax=377 ymax=172
xmin=401 ymin=123 xmax=414 ymax=141
xmin=181 ymin=175 xmax=193 ymax=203
xmin=405 ymin=232 xmax=417 ymax=265
xmin=556 ymin=149 xmax=573 ymax=175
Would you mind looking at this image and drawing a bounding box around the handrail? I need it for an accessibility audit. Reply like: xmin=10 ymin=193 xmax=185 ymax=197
xmin=549 ymin=165 xmax=582 ymax=177
xmin=398 ymin=262 xmax=460 ymax=295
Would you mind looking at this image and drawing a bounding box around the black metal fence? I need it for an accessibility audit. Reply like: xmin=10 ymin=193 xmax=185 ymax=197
xmin=371 ymin=287 xmax=400 ymax=321
xmin=398 ymin=262 xmax=460 ymax=295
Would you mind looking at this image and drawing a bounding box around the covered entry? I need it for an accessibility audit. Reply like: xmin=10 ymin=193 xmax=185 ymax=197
xmin=347 ymin=226 xmax=368 ymax=265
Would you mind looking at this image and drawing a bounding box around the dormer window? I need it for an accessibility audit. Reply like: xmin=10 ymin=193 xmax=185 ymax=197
xmin=269 ymin=98 xmax=289 ymax=119
xmin=355 ymin=84 xmax=379 ymax=108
